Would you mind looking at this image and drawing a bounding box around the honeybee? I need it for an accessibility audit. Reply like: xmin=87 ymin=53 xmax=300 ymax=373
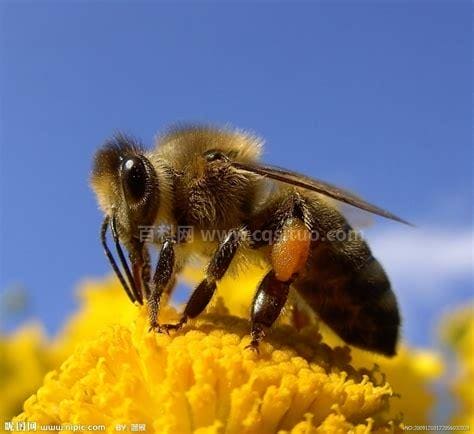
xmin=91 ymin=126 xmax=410 ymax=356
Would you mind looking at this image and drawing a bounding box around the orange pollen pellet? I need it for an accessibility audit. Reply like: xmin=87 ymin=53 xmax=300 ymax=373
xmin=271 ymin=218 xmax=311 ymax=282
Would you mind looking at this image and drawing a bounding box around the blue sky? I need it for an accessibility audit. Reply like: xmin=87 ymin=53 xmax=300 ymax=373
xmin=0 ymin=2 xmax=472 ymax=349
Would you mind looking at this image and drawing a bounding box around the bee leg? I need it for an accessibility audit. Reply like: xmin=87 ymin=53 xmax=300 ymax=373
xmin=247 ymin=200 xmax=312 ymax=351
xmin=134 ymin=244 xmax=151 ymax=300
xmin=160 ymin=229 xmax=244 ymax=333
xmin=246 ymin=271 xmax=291 ymax=352
xmin=148 ymin=238 xmax=175 ymax=333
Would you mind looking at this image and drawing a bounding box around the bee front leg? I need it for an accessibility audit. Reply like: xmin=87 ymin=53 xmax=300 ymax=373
xmin=160 ymin=228 xmax=245 ymax=333
xmin=148 ymin=238 xmax=175 ymax=332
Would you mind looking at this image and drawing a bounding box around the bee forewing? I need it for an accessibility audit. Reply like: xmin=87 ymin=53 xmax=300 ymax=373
xmin=231 ymin=161 xmax=412 ymax=226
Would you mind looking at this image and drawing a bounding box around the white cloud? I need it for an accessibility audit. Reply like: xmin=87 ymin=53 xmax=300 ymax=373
xmin=365 ymin=226 xmax=473 ymax=295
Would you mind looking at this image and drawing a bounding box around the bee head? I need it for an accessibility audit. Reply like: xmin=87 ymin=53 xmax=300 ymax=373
xmin=91 ymin=134 xmax=163 ymax=305
xmin=91 ymin=134 xmax=160 ymax=242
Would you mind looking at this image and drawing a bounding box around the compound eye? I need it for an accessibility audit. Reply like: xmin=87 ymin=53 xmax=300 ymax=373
xmin=121 ymin=156 xmax=147 ymax=202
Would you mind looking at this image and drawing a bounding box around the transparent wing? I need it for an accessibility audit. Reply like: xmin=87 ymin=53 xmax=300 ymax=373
xmin=330 ymin=199 xmax=375 ymax=229
xmin=231 ymin=161 xmax=412 ymax=226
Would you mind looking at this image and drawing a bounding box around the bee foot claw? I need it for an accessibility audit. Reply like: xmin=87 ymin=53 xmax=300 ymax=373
xmin=149 ymin=323 xmax=170 ymax=334
xmin=159 ymin=320 xmax=186 ymax=334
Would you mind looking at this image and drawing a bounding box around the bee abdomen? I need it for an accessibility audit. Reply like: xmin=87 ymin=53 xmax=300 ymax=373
xmin=294 ymin=248 xmax=400 ymax=356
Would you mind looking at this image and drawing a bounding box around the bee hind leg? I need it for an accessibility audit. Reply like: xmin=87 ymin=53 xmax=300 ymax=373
xmin=246 ymin=271 xmax=292 ymax=352
xmin=247 ymin=197 xmax=312 ymax=351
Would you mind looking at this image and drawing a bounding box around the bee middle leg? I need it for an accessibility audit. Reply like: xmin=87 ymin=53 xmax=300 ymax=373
xmin=160 ymin=228 xmax=246 ymax=332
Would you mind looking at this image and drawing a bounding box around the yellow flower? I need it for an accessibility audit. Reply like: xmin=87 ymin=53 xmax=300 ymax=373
xmin=441 ymin=303 xmax=474 ymax=427
xmin=346 ymin=343 xmax=443 ymax=426
xmin=15 ymin=298 xmax=402 ymax=433
xmin=50 ymin=277 xmax=137 ymax=363
xmin=0 ymin=323 xmax=52 ymax=420
xmin=0 ymin=277 xmax=136 ymax=422
xmin=184 ymin=262 xmax=443 ymax=426
xmin=6 ymin=261 xmax=449 ymax=432
xmin=315 ymin=324 xmax=443 ymax=426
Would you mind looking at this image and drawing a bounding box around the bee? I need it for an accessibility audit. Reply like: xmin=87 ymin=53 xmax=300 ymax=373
xmin=91 ymin=126 xmax=410 ymax=356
